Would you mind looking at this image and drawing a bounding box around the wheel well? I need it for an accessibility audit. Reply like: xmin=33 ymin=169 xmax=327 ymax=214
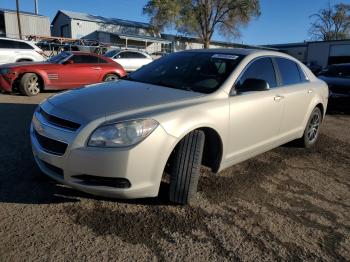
xmin=13 ymin=72 xmax=45 ymax=91
xmin=16 ymin=59 xmax=33 ymax=62
xmin=104 ymin=72 xmax=120 ymax=78
xmin=165 ymin=127 xmax=223 ymax=174
xmin=315 ymin=103 xmax=324 ymax=119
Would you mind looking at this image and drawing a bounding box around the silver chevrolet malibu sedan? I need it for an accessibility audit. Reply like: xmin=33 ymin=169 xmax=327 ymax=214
xmin=31 ymin=49 xmax=328 ymax=204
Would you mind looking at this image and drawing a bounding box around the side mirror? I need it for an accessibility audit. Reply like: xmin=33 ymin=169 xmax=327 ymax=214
xmin=63 ymin=60 xmax=74 ymax=65
xmin=237 ymin=78 xmax=270 ymax=92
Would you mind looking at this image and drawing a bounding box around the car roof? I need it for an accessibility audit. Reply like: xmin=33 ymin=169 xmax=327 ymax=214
xmin=0 ymin=37 xmax=33 ymax=43
xmin=182 ymin=48 xmax=261 ymax=56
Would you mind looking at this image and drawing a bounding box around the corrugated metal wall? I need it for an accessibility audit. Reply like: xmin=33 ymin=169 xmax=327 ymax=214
xmin=70 ymin=19 xmax=122 ymax=39
xmin=4 ymin=12 xmax=50 ymax=39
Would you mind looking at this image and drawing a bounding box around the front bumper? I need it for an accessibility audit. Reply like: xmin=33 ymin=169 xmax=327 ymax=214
xmin=0 ymin=74 xmax=13 ymax=92
xmin=30 ymin=110 xmax=177 ymax=199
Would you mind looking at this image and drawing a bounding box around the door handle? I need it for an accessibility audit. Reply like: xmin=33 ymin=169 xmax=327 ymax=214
xmin=274 ymin=95 xmax=284 ymax=101
xmin=308 ymin=90 xmax=313 ymax=93
xmin=92 ymin=67 xmax=101 ymax=70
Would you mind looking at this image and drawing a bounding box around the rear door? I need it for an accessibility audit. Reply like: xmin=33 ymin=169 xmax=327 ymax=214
xmin=58 ymin=54 xmax=102 ymax=88
xmin=273 ymin=57 xmax=313 ymax=137
xmin=227 ymin=57 xmax=285 ymax=162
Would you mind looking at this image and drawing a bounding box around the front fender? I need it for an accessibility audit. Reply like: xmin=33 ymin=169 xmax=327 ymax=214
xmin=155 ymin=98 xmax=230 ymax=158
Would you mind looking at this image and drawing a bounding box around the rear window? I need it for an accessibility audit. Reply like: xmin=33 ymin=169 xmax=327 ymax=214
xmin=276 ymin=58 xmax=302 ymax=85
xmin=0 ymin=39 xmax=34 ymax=49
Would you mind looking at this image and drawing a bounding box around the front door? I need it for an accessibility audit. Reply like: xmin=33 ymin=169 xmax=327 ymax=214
xmin=227 ymin=57 xmax=285 ymax=163
xmin=58 ymin=54 xmax=102 ymax=88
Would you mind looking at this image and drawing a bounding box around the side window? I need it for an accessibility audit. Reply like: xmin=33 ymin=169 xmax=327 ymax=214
xmin=338 ymin=66 xmax=350 ymax=78
xmin=17 ymin=41 xmax=34 ymax=49
xmin=132 ymin=52 xmax=147 ymax=58
xmin=0 ymin=39 xmax=16 ymax=48
xmin=0 ymin=39 xmax=34 ymax=49
xmin=118 ymin=52 xmax=129 ymax=58
xmin=97 ymin=57 xmax=108 ymax=63
xmin=276 ymin=58 xmax=302 ymax=85
xmin=70 ymin=55 xmax=99 ymax=64
xmin=237 ymin=57 xmax=277 ymax=89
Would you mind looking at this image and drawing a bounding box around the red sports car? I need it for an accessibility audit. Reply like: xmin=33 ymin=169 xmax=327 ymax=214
xmin=0 ymin=51 xmax=126 ymax=96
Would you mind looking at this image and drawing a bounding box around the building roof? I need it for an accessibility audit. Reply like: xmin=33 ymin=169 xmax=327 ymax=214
xmin=0 ymin=8 xmax=47 ymax=17
xmin=52 ymin=10 xmax=151 ymax=29
xmin=161 ymin=33 xmax=277 ymax=50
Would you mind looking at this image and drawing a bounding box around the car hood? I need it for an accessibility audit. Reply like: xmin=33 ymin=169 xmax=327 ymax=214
xmin=45 ymin=80 xmax=203 ymax=122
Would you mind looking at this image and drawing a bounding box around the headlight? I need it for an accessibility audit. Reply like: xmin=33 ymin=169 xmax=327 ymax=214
xmin=0 ymin=68 xmax=11 ymax=75
xmin=88 ymin=119 xmax=159 ymax=147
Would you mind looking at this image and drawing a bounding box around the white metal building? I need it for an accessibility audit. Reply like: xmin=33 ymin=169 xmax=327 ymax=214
xmin=266 ymin=39 xmax=350 ymax=68
xmin=0 ymin=9 xmax=50 ymax=39
xmin=51 ymin=10 xmax=171 ymax=53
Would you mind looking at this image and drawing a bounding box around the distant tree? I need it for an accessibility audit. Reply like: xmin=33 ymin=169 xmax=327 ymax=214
xmin=143 ymin=0 xmax=260 ymax=48
xmin=309 ymin=3 xmax=350 ymax=41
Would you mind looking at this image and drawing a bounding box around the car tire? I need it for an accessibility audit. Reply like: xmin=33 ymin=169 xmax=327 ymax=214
xmin=298 ymin=107 xmax=322 ymax=148
xmin=103 ymin=74 xmax=119 ymax=82
xmin=169 ymin=130 xmax=205 ymax=204
xmin=19 ymin=73 xmax=41 ymax=96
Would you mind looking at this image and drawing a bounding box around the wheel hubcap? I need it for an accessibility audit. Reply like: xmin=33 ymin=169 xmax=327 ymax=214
xmin=27 ymin=75 xmax=39 ymax=95
xmin=105 ymin=75 xmax=118 ymax=82
xmin=307 ymin=113 xmax=320 ymax=143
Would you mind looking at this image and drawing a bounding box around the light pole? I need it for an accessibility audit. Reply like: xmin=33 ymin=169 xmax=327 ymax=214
xmin=34 ymin=0 xmax=38 ymax=15
xmin=16 ymin=0 xmax=22 ymax=39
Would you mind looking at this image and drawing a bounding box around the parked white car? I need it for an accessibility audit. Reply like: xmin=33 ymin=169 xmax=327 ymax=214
xmin=31 ymin=49 xmax=328 ymax=204
xmin=0 ymin=37 xmax=45 ymax=64
xmin=104 ymin=49 xmax=152 ymax=72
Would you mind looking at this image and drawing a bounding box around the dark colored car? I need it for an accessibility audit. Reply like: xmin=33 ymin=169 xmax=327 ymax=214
xmin=318 ymin=64 xmax=350 ymax=98
xmin=0 ymin=51 xmax=126 ymax=96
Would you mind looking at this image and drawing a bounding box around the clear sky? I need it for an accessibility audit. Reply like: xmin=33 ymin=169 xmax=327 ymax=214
xmin=0 ymin=0 xmax=348 ymax=45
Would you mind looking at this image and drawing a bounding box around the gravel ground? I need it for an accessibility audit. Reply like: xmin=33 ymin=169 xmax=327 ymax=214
xmin=0 ymin=92 xmax=349 ymax=261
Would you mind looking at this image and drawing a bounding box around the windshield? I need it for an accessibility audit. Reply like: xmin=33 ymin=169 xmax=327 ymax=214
xmin=48 ymin=52 xmax=71 ymax=63
xmin=127 ymin=52 xmax=244 ymax=94
xmin=319 ymin=65 xmax=350 ymax=78
xmin=104 ymin=49 xmax=120 ymax=58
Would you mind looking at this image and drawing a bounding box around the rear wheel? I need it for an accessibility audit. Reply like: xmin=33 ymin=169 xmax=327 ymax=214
xmin=169 ymin=130 xmax=205 ymax=204
xmin=19 ymin=73 xmax=41 ymax=96
xmin=298 ymin=107 xmax=322 ymax=148
xmin=103 ymin=74 xmax=119 ymax=82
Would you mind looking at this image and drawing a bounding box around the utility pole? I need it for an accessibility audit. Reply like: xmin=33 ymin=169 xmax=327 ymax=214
xmin=34 ymin=0 xmax=38 ymax=15
xmin=16 ymin=0 xmax=22 ymax=39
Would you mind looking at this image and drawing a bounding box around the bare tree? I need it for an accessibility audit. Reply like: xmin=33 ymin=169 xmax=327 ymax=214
xmin=143 ymin=0 xmax=260 ymax=48
xmin=309 ymin=3 xmax=350 ymax=41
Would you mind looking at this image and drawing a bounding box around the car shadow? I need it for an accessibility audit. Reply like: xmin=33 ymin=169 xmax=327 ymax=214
xmin=0 ymin=102 xmax=173 ymax=205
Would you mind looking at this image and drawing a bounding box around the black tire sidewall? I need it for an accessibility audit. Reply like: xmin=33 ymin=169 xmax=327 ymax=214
xmin=303 ymin=107 xmax=322 ymax=148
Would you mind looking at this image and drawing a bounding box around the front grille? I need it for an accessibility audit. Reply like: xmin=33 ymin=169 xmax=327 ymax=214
xmin=72 ymin=175 xmax=131 ymax=188
xmin=34 ymin=130 xmax=68 ymax=156
xmin=39 ymin=107 xmax=81 ymax=131
xmin=41 ymin=160 xmax=64 ymax=179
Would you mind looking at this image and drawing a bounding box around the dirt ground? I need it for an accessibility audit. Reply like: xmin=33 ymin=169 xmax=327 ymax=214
xmin=0 ymin=92 xmax=349 ymax=261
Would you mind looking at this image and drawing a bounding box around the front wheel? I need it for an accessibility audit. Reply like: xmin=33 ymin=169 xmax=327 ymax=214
xmin=299 ymin=107 xmax=322 ymax=148
xmin=19 ymin=73 xmax=41 ymax=96
xmin=169 ymin=130 xmax=205 ymax=204
xmin=103 ymin=74 xmax=119 ymax=82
